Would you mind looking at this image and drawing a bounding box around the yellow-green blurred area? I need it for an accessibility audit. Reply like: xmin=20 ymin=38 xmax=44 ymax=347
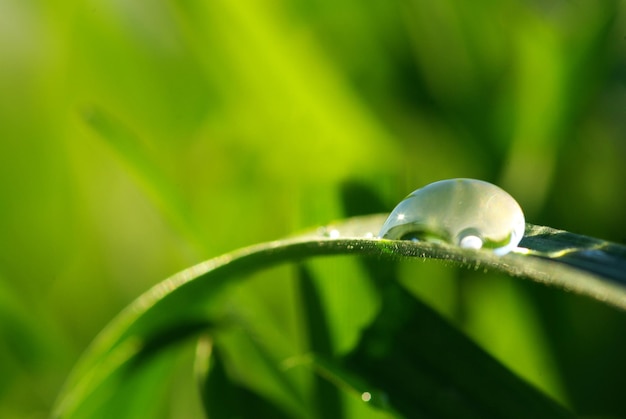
xmin=1 ymin=0 xmax=625 ymax=417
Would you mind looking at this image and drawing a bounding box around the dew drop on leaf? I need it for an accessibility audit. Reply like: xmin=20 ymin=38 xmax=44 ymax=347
xmin=378 ymin=179 xmax=525 ymax=255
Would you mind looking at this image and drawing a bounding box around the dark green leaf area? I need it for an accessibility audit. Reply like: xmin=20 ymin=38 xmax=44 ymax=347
xmin=200 ymin=344 xmax=292 ymax=419
xmin=297 ymin=265 xmax=344 ymax=418
xmin=521 ymin=227 xmax=626 ymax=283
xmin=526 ymin=283 xmax=626 ymax=417
xmin=343 ymin=280 xmax=574 ymax=419
xmin=126 ymin=319 xmax=215 ymax=371
xmin=339 ymin=180 xmax=389 ymax=217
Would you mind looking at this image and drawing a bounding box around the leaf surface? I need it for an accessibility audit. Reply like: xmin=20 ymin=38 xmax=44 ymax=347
xmin=53 ymin=214 xmax=626 ymax=417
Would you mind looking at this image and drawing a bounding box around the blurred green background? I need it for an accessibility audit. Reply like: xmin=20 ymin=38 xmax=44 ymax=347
xmin=1 ymin=0 xmax=625 ymax=417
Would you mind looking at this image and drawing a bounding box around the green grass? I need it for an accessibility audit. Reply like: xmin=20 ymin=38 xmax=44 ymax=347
xmin=51 ymin=214 xmax=626 ymax=417
xmin=0 ymin=0 xmax=625 ymax=417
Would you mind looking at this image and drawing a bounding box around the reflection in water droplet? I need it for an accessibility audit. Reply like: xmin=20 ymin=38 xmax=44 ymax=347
xmin=379 ymin=179 xmax=525 ymax=255
xmin=361 ymin=392 xmax=372 ymax=402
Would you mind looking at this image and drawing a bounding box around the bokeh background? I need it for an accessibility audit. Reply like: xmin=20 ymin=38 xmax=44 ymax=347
xmin=1 ymin=0 xmax=625 ymax=417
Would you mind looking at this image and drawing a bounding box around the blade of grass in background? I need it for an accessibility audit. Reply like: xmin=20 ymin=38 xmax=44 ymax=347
xmin=344 ymin=261 xmax=571 ymax=419
xmin=196 ymin=337 xmax=298 ymax=419
xmin=297 ymin=265 xmax=344 ymax=418
xmin=81 ymin=107 xmax=205 ymax=254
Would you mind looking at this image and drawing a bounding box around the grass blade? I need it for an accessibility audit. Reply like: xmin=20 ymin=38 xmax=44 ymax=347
xmin=196 ymin=338 xmax=293 ymax=419
xmin=53 ymin=214 xmax=625 ymax=417
xmin=297 ymin=265 xmax=344 ymax=418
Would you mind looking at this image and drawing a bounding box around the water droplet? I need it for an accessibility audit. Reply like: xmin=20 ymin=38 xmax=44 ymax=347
xmin=361 ymin=392 xmax=372 ymax=402
xmin=379 ymin=179 xmax=525 ymax=255
xmin=317 ymin=226 xmax=341 ymax=238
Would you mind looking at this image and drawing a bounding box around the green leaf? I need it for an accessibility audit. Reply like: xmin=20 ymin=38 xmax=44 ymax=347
xmin=289 ymin=353 xmax=401 ymax=418
xmin=297 ymin=265 xmax=344 ymax=418
xmin=53 ymin=214 xmax=626 ymax=417
xmin=343 ymin=277 xmax=572 ymax=418
xmin=196 ymin=337 xmax=293 ymax=419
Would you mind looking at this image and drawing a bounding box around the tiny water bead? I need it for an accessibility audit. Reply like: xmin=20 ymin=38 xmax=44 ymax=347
xmin=378 ymin=179 xmax=525 ymax=255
